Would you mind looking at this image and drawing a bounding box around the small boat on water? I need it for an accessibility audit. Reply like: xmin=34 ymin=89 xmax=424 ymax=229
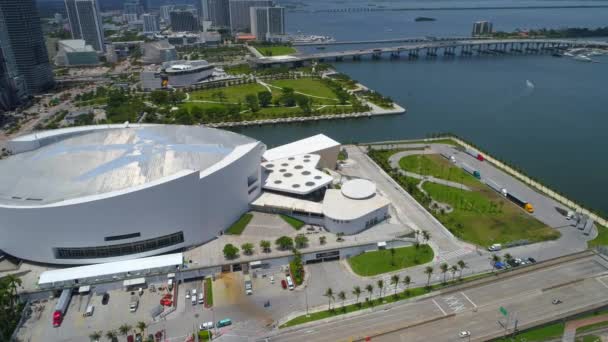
xmin=552 ymin=52 xmax=563 ymax=57
xmin=573 ymin=55 xmax=593 ymax=62
xmin=415 ymin=16 xmax=436 ymax=22
xmin=316 ymin=46 xmax=326 ymax=50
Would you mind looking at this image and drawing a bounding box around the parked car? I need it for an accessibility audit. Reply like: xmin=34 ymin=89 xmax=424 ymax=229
xmin=102 ymin=293 xmax=110 ymax=305
xmin=281 ymin=279 xmax=287 ymax=289
xmin=528 ymin=257 xmax=537 ymax=263
xmin=127 ymin=336 xmax=134 ymax=342
xmin=459 ymin=331 xmax=471 ymax=338
xmin=199 ymin=322 xmax=214 ymax=330
xmin=217 ymin=318 xmax=232 ymax=328
xmin=494 ymin=261 xmax=505 ymax=270
xmin=270 ymin=275 xmax=275 ymax=284
xmin=552 ymin=298 xmax=562 ymax=305
xmin=160 ymin=298 xmax=172 ymax=306
xmin=185 ymin=290 xmax=190 ymax=299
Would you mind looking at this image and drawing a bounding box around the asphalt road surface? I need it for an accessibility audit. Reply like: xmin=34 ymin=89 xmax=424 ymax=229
xmin=263 ymin=254 xmax=608 ymax=342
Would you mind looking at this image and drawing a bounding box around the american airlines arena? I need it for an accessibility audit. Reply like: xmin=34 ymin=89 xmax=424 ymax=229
xmin=0 ymin=124 xmax=265 ymax=265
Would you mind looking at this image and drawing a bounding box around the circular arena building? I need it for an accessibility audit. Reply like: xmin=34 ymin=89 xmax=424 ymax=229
xmin=0 ymin=124 xmax=265 ymax=264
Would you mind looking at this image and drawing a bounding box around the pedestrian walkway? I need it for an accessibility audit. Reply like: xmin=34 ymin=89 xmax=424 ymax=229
xmin=562 ymin=313 xmax=608 ymax=342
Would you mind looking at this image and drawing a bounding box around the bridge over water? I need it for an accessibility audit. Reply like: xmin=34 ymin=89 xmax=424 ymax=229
xmin=255 ymin=39 xmax=608 ymax=67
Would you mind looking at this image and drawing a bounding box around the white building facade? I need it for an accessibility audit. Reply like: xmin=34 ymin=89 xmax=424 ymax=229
xmin=0 ymin=125 xmax=265 ymax=265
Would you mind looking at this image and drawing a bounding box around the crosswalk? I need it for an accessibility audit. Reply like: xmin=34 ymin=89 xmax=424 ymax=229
xmin=437 ymin=247 xmax=475 ymax=262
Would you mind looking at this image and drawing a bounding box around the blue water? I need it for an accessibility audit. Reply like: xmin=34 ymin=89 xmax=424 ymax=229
xmin=235 ymin=0 xmax=608 ymax=216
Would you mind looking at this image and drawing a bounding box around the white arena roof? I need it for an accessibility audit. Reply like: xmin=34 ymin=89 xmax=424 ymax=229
xmin=0 ymin=125 xmax=258 ymax=206
xmin=261 ymin=154 xmax=333 ymax=195
xmin=263 ymin=134 xmax=340 ymax=162
xmin=323 ymin=182 xmax=390 ymax=221
xmin=39 ymin=253 xmax=183 ymax=286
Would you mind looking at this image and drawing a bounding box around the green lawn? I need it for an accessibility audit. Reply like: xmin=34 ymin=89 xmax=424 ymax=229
xmin=226 ymin=213 xmax=253 ymax=235
xmin=578 ymin=335 xmax=601 ymax=342
xmin=280 ymin=214 xmax=305 ymax=230
xmin=588 ymin=223 xmax=608 ymax=248
xmin=347 ymin=245 xmax=434 ymax=276
xmin=255 ymin=45 xmax=297 ymax=56
xmin=281 ymin=271 xmax=494 ymax=328
xmin=198 ymin=330 xmax=212 ymax=341
xmin=503 ymin=321 xmax=565 ymax=341
xmin=398 ymin=154 xmax=481 ymax=188
xmin=189 ymin=83 xmax=266 ymax=103
xmin=269 ymin=78 xmax=339 ymax=102
xmin=205 ymin=278 xmax=213 ymax=307
xmin=424 ymin=182 xmax=559 ymax=246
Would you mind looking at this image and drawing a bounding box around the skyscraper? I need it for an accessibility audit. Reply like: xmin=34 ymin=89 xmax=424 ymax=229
xmin=229 ymin=0 xmax=272 ymax=33
xmin=199 ymin=0 xmax=210 ymax=21
xmin=65 ymin=0 xmax=105 ymax=52
xmin=170 ymin=9 xmax=199 ymax=32
xmin=0 ymin=0 xmax=54 ymax=109
xmin=142 ymin=14 xmax=160 ymax=34
xmin=250 ymin=6 xmax=284 ymax=41
xmin=208 ymin=0 xmax=230 ymax=27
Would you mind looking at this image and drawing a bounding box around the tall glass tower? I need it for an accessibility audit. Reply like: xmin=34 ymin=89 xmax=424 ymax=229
xmin=0 ymin=0 xmax=54 ymax=108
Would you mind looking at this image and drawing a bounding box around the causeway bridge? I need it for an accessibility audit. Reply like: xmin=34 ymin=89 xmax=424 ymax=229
xmin=292 ymin=36 xmax=486 ymax=46
xmin=255 ymin=39 xmax=608 ymax=67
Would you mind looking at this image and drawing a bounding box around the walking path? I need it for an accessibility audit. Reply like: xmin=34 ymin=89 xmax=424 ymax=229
xmin=562 ymin=313 xmax=608 ymax=342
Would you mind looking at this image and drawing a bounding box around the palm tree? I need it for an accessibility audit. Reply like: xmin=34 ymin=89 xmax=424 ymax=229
xmin=422 ymin=230 xmax=431 ymax=244
xmin=424 ymin=266 xmax=434 ymax=287
xmin=450 ymin=265 xmax=458 ymax=281
xmin=118 ymin=324 xmax=132 ymax=337
xmin=414 ymin=230 xmax=420 ymax=243
xmin=324 ymin=288 xmax=334 ymax=311
xmin=89 ymin=331 xmax=102 ymax=342
xmin=105 ymin=330 xmax=117 ymax=342
xmin=390 ymin=274 xmax=400 ymax=296
xmin=241 ymin=242 xmax=254 ymax=255
xmin=402 ymin=275 xmax=411 ymax=294
xmin=491 ymin=254 xmax=502 ymax=272
xmin=457 ymin=260 xmax=467 ymax=279
xmin=136 ymin=321 xmax=147 ymax=336
xmin=337 ymin=291 xmax=346 ymax=312
xmin=440 ymin=263 xmax=449 ymax=283
xmin=376 ymin=279 xmax=384 ymax=300
xmin=504 ymin=253 xmax=513 ymax=264
xmin=352 ymin=286 xmax=362 ymax=307
xmin=365 ymin=284 xmax=374 ymax=304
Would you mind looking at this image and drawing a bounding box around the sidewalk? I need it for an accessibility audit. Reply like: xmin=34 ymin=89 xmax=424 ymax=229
xmin=562 ymin=313 xmax=608 ymax=342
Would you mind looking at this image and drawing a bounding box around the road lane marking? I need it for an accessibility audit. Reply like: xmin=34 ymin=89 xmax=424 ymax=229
xmin=461 ymin=292 xmax=477 ymax=308
xmin=432 ymin=298 xmax=447 ymax=316
xmin=596 ymin=276 xmax=608 ymax=289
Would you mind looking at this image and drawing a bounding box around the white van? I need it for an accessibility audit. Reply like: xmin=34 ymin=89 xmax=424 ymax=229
xmin=286 ymin=276 xmax=295 ymax=290
xmin=85 ymin=305 xmax=94 ymax=317
xmin=198 ymin=293 xmax=204 ymax=304
xmin=488 ymin=243 xmax=502 ymax=252
xmin=191 ymin=289 xmax=197 ymax=305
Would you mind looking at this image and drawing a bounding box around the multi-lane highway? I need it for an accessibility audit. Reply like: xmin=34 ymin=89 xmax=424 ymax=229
xmin=264 ymin=253 xmax=608 ymax=342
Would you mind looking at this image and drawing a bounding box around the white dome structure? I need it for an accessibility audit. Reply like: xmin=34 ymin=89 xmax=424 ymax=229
xmin=0 ymin=124 xmax=265 ymax=264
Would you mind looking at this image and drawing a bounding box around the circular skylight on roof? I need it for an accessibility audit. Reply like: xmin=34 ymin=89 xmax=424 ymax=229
xmin=295 ymin=165 xmax=303 ymax=169
xmin=305 ymin=181 xmax=315 ymax=186
xmin=284 ymin=173 xmax=293 ymax=177
xmin=279 ymin=169 xmax=286 ymax=172
xmin=274 ymin=180 xmax=282 ymax=184
xmin=266 ymin=164 xmax=274 ymax=168
xmin=314 ymin=175 xmax=322 ymax=180
xmin=303 ymin=159 xmax=310 ymax=163
xmin=292 ymin=184 xmax=300 ymax=188
xmin=304 ymin=155 xmax=311 ymax=158
xmin=302 ymin=171 xmax=311 ymax=176
xmin=281 ymin=163 xmax=289 ymax=167
xmin=288 ymin=157 xmax=295 ymax=160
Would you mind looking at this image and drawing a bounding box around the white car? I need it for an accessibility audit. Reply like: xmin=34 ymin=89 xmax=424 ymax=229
xmin=185 ymin=290 xmax=190 ymax=299
xmin=459 ymin=331 xmax=471 ymax=338
xmin=270 ymin=276 xmax=275 ymax=284
xmin=199 ymin=322 xmax=214 ymax=330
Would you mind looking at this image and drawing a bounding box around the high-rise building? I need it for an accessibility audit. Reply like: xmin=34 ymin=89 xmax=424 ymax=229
xmin=124 ymin=0 xmax=143 ymax=20
xmin=472 ymin=21 xmax=493 ymax=36
xmin=159 ymin=5 xmax=174 ymax=22
xmin=229 ymin=0 xmax=272 ymax=33
xmin=0 ymin=0 xmax=54 ymax=108
xmin=250 ymin=6 xmax=284 ymax=41
xmin=142 ymin=13 xmax=160 ymax=34
xmin=65 ymin=0 xmax=105 ymax=52
xmin=170 ymin=9 xmax=199 ymax=32
xmin=199 ymin=0 xmax=210 ymax=21
xmin=208 ymin=0 xmax=230 ymax=27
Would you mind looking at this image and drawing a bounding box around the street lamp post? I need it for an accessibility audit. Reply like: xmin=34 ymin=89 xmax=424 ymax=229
xmin=305 ymin=285 xmax=310 ymax=317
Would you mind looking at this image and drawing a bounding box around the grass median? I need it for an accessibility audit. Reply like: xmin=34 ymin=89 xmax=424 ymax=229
xmin=347 ymin=245 xmax=434 ymax=276
xmin=588 ymin=223 xmax=608 ymax=248
xmin=204 ymin=278 xmax=213 ymax=307
xmin=280 ymin=214 xmax=305 ymax=230
xmin=399 ymin=154 xmax=480 ymax=188
xmin=254 ymin=45 xmax=297 ymax=56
